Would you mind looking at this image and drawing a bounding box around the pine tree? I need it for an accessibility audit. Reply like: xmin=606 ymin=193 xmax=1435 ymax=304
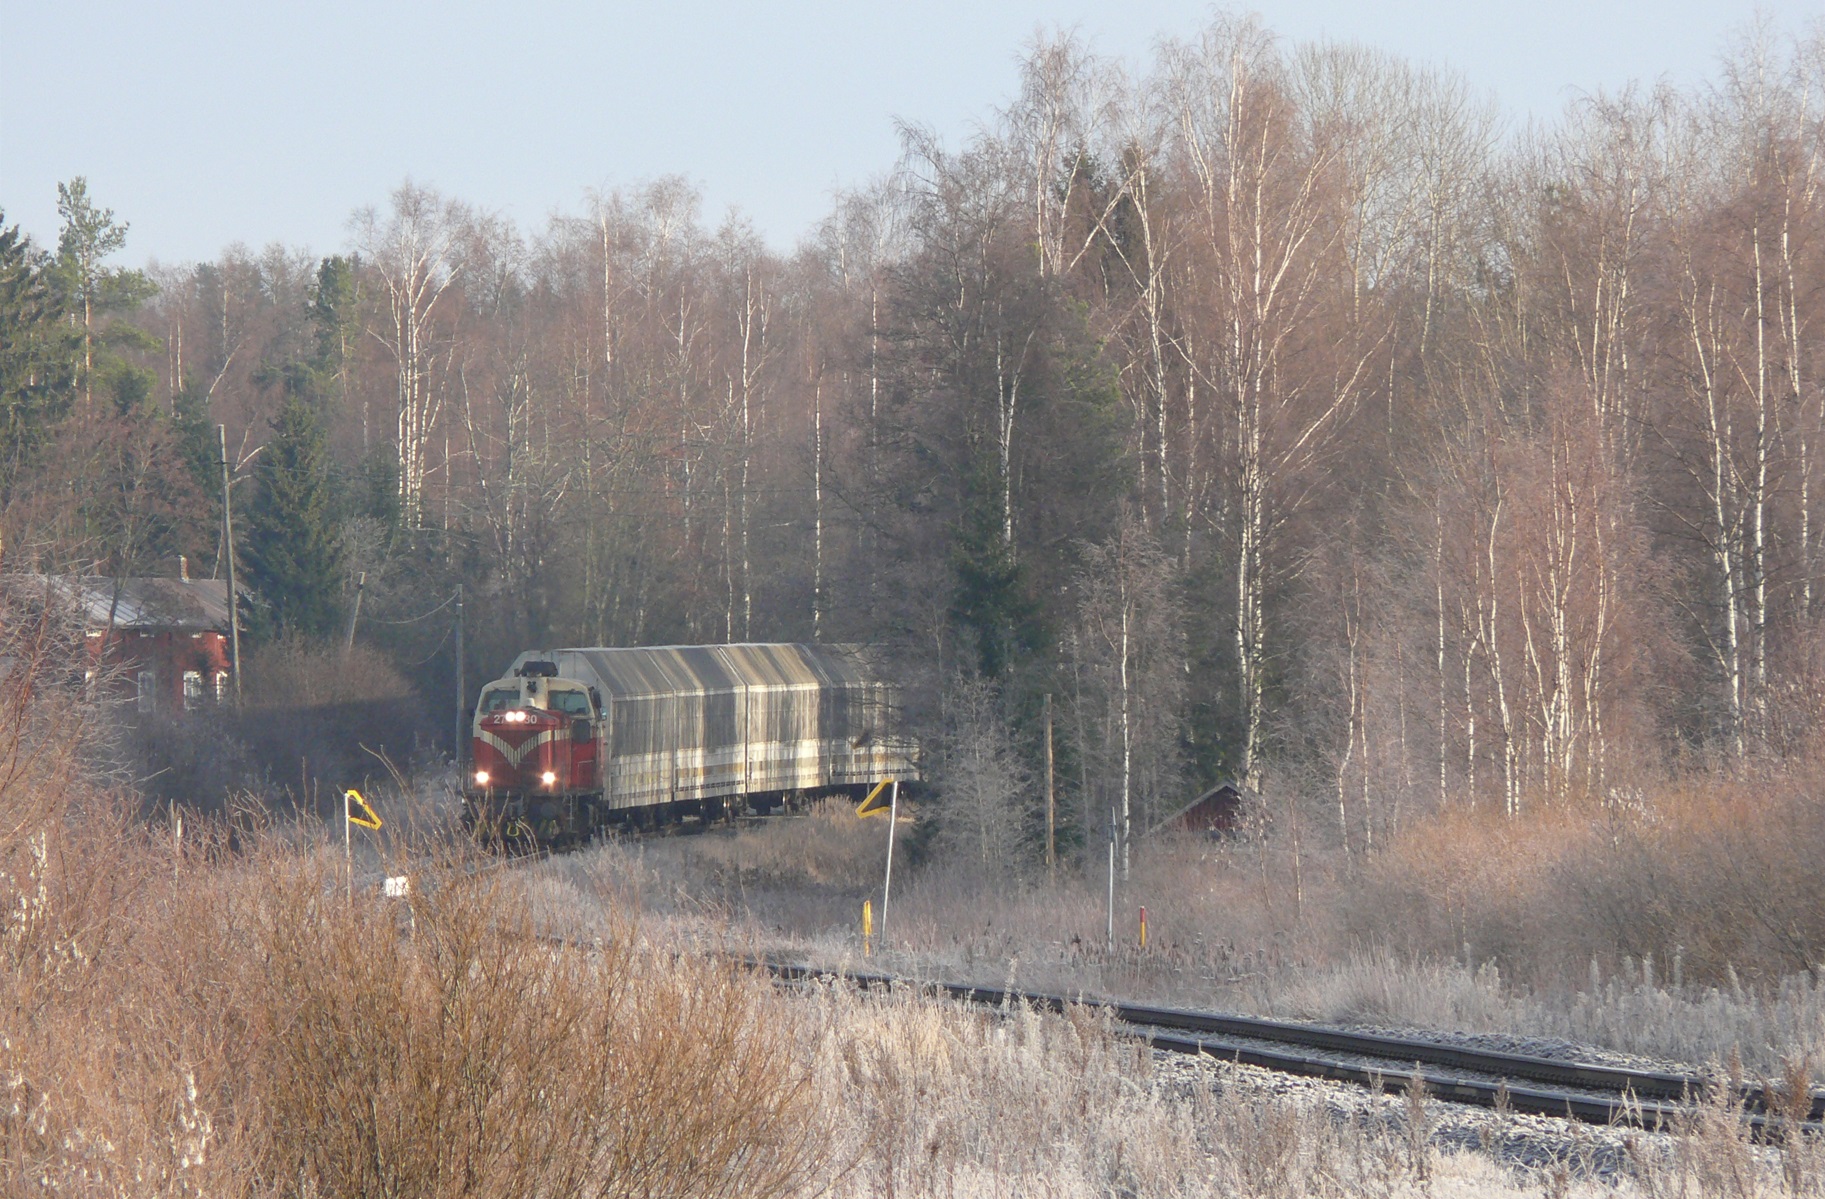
xmin=52 ymin=179 xmax=156 ymax=413
xmin=242 ymin=395 xmax=344 ymax=639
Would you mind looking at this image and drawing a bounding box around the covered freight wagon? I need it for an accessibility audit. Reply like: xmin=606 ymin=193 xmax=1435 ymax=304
xmin=463 ymin=642 xmax=918 ymax=845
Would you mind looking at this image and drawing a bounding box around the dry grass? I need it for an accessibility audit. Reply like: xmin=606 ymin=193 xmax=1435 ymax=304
xmin=1349 ymin=775 xmax=1825 ymax=988
xmin=802 ymin=979 xmax=1437 ymax=1198
xmin=680 ymin=797 xmax=887 ymax=894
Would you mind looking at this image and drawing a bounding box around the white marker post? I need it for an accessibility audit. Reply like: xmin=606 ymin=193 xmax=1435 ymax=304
xmin=880 ymin=781 xmax=899 ymax=945
xmin=1106 ymin=809 xmax=1116 ymax=951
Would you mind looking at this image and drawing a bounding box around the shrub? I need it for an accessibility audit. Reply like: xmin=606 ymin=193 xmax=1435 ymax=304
xmin=0 ymin=822 xmax=827 ymax=1197
xmin=240 ymin=851 xmax=824 ymax=1198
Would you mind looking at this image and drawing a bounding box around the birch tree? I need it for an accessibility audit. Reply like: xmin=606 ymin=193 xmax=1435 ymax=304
xmin=1073 ymin=517 xmax=1186 ymax=874
xmin=353 ymin=183 xmax=465 ymax=530
xmin=1162 ymin=17 xmax=1386 ymax=788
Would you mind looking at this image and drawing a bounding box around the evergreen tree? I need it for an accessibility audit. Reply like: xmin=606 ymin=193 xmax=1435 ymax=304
xmin=0 ymin=212 xmax=77 ymax=493
xmin=951 ymin=456 xmax=1042 ymax=679
xmin=242 ymin=394 xmax=344 ymax=639
xmin=356 ymin=443 xmax=401 ymax=539
xmin=309 ymin=254 xmax=360 ymax=402
xmin=52 ymin=179 xmax=156 ymax=412
xmin=171 ymin=382 xmax=221 ymax=501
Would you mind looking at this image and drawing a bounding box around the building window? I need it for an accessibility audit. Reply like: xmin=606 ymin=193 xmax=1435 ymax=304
xmin=214 ymin=671 xmax=229 ymax=703
xmin=137 ymin=670 xmax=157 ymax=713
xmin=183 ymin=671 xmax=204 ymax=711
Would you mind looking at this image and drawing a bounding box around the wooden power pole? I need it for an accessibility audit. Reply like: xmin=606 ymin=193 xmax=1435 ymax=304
xmin=1044 ymin=692 xmax=1056 ymax=882
xmin=454 ymin=583 xmax=466 ymax=768
xmin=218 ymin=425 xmax=242 ymax=704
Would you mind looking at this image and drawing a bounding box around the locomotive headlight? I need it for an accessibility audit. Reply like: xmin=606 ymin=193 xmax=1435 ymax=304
xmin=503 ymin=710 xmax=527 ymax=723
xmin=474 ymin=770 xmax=490 ymax=786
xmin=540 ymin=771 xmax=557 ymax=787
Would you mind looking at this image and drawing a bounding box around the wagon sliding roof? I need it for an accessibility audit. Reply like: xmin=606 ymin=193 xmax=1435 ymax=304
xmin=508 ymin=643 xmax=886 ymax=701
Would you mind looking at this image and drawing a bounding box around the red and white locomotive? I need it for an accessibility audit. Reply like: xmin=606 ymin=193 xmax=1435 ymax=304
xmin=463 ymin=643 xmax=917 ymax=845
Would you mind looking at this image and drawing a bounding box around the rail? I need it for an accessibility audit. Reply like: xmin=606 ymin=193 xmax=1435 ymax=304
xmin=754 ymin=959 xmax=1825 ymax=1133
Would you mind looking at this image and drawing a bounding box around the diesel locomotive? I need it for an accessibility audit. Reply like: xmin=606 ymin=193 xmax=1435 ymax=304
xmin=462 ymin=643 xmax=918 ymax=845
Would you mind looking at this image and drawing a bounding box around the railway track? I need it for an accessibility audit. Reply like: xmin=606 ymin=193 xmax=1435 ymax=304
xmin=474 ymin=842 xmax=1822 ymax=1135
xmin=757 ymin=960 xmax=1825 ymax=1134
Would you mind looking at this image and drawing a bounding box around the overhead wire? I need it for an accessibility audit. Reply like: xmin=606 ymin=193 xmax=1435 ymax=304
xmin=368 ymin=589 xmax=459 ymax=625
xmin=403 ymin=621 xmax=455 ymax=666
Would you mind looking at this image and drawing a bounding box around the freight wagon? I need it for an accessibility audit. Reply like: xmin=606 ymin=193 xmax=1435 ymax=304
xmin=462 ymin=643 xmax=918 ymax=846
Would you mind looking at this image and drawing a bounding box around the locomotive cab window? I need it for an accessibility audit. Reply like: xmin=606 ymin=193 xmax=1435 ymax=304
xmin=479 ymin=686 xmax=519 ymax=714
xmin=549 ymin=688 xmax=592 ymax=718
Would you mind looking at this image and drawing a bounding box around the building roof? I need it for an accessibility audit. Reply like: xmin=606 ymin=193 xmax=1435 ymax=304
xmin=10 ymin=575 xmax=232 ymax=633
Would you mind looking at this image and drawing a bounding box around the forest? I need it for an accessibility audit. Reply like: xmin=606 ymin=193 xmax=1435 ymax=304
xmin=5 ymin=15 xmax=1825 ymax=864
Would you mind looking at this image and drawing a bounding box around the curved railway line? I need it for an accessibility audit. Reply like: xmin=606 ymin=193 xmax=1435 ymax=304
xmin=473 ymin=829 xmax=1824 ymax=1138
xmin=757 ymin=960 xmax=1825 ymax=1134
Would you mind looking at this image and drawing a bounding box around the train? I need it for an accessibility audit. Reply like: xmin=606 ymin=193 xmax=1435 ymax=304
xmin=461 ymin=642 xmax=919 ymax=846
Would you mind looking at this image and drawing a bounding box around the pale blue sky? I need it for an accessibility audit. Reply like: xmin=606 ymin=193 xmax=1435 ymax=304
xmin=4 ymin=1 xmax=1819 ymax=266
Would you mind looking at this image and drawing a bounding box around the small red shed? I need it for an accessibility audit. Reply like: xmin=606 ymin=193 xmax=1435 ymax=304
xmin=1151 ymin=782 xmax=1246 ymax=838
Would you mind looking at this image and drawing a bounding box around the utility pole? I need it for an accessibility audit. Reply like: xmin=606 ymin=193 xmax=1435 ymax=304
xmin=1044 ymin=693 xmax=1056 ymax=883
xmin=217 ymin=425 xmax=241 ymax=704
xmin=454 ymin=583 xmax=466 ymax=768
xmin=344 ymin=571 xmax=366 ymax=654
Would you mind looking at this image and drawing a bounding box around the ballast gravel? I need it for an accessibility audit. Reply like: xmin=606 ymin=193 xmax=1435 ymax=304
xmin=1338 ymin=1021 xmax=1701 ymax=1076
xmin=1147 ymin=1046 xmax=1763 ymax=1184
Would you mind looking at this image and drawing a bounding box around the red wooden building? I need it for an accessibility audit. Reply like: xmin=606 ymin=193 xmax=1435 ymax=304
xmin=39 ymin=569 xmax=235 ymax=713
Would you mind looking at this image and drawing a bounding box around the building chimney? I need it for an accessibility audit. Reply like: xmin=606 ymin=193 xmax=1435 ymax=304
xmin=178 ymin=554 xmax=189 ymax=582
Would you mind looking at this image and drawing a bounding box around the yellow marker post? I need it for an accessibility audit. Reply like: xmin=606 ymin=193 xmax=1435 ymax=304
xmin=1139 ymin=905 xmax=1148 ymax=951
xmin=862 ymin=899 xmax=873 ymax=957
xmin=343 ymin=788 xmax=383 ymax=902
xmin=346 ymin=788 xmax=383 ymax=830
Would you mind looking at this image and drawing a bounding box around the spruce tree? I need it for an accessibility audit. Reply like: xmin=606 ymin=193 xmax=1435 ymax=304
xmin=0 ymin=212 xmax=77 ymax=492
xmin=309 ymin=255 xmax=359 ymax=401
xmin=242 ymin=394 xmax=344 ymax=639
xmin=951 ymin=457 xmax=1042 ymax=679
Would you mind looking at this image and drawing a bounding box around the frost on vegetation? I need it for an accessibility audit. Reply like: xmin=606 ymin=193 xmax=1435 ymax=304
xmin=1278 ymin=949 xmax=1825 ymax=1082
xmin=1 ymin=832 xmax=50 ymax=948
xmin=171 ymin=1068 xmax=212 ymax=1172
xmin=797 ymin=980 xmax=1581 ymax=1198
